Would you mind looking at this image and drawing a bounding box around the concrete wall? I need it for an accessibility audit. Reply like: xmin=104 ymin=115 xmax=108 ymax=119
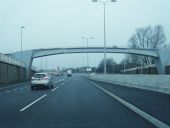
xmin=0 ymin=62 xmax=26 ymax=85
xmin=166 ymin=66 xmax=170 ymax=74
xmin=89 ymin=74 xmax=170 ymax=94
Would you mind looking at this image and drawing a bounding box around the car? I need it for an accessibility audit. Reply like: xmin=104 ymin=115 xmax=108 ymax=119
xmin=31 ymin=73 xmax=54 ymax=90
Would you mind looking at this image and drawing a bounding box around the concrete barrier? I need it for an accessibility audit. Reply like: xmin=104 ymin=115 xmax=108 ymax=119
xmin=88 ymin=74 xmax=170 ymax=94
xmin=0 ymin=62 xmax=26 ymax=85
xmin=0 ymin=53 xmax=26 ymax=86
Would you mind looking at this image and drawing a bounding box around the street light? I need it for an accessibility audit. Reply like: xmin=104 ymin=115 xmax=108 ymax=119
xmin=123 ymin=57 xmax=126 ymax=74
xmin=92 ymin=0 xmax=117 ymax=75
xmin=82 ymin=37 xmax=93 ymax=68
xmin=141 ymin=56 xmax=143 ymax=74
xmin=20 ymin=26 xmax=25 ymax=81
xmin=41 ymin=57 xmax=43 ymax=71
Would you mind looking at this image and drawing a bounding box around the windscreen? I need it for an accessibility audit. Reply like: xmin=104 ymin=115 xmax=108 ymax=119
xmin=33 ymin=74 xmax=46 ymax=78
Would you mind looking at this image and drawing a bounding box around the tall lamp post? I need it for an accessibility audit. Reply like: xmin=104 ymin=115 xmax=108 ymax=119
xmin=92 ymin=0 xmax=116 ymax=75
xmin=141 ymin=56 xmax=143 ymax=74
xmin=41 ymin=57 xmax=43 ymax=71
xmin=20 ymin=26 xmax=25 ymax=81
xmin=123 ymin=57 xmax=126 ymax=74
xmin=82 ymin=37 xmax=93 ymax=68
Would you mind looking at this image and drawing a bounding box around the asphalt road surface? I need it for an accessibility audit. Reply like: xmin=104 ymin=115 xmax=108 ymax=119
xmin=0 ymin=74 xmax=169 ymax=128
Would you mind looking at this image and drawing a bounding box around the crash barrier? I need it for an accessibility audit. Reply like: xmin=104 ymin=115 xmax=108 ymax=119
xmin=89 ymin=74 xmax=170 ymax=94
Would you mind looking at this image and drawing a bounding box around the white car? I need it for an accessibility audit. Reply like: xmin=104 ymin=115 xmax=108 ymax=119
xmin=31 ymin=73 xmax=54 ymax=90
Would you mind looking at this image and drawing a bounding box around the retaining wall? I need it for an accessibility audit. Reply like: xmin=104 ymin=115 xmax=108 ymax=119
xmin=0 ymin=62 xmax=26 ymax=85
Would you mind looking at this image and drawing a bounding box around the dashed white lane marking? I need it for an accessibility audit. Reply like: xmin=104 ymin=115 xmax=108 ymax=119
xmin=54 ymin=79 xmax=65 ymax=84
xmin=89 ymin=81 xmax=170 ymax=128
xmin=4 ymin=91 xmax=10 ymax=93
xmin=61 ymin=83 xmax=64 ymax=86
xmin=19 ymin=87 xmax=23 ymax=90
xmin=20 ymin=94 xmax=47 ymax=112
xmin=14 ymin=89 xmax=18 ymax=91
xmin=51 ymin=86 xmax=60 ymax=92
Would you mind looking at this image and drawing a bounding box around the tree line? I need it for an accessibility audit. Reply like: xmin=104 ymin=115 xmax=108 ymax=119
xmin=96 ymin=24 xmax=169 ymax=73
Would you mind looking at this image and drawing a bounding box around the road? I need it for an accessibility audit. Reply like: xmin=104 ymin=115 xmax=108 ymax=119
xmin=0 ymin=74 xmax=169 ymax=128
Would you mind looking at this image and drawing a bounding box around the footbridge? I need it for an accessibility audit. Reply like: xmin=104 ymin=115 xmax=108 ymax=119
xmin=7 ymin=47 xmax=170 ymax=79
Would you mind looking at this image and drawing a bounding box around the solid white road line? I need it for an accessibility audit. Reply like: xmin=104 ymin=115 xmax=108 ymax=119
xmin=51 ymin=86 xmax=60 ymax=92
xmin=20 ymin=94 xmax=47 ymax=112
xmin=89 ymin=81 xmax=170 ymax=128
xmin=0 ymin=82 xmax=30 ymax=90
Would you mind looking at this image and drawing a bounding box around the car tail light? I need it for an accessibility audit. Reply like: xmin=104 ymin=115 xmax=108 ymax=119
xmin=31 ymin=77 xmax=35 ymax=80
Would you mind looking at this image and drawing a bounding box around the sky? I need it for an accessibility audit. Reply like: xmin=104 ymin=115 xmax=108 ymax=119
xmin=0 ymin=0 xmax=170 ymax=70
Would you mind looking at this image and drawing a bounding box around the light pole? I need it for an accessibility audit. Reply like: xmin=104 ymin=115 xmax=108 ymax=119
xmin=82 ymin=37 xmax=93 ymax=68
xmin=41 ymin=57 xmax=43 ymax=71
xmin=20 ymin=26 xmax=25 ymax=81
xmin=92 ymin=0 xmax=116 ymax=75
xmin=141 ymin=56 xmax=143 ymax=74
xmin=124 ymin=57 xmax=125 ymax=74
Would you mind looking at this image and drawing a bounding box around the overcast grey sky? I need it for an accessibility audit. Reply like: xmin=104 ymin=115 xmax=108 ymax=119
xmin=0 ymin=0 xmax=170 ymax=70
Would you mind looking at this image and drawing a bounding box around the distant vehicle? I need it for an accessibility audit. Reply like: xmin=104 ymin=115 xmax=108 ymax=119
xmin=67 ymin=69 xmax=72 ymax=77
xmin=86 ymin=68 xmax=92 ymax=72
xmin=113 ymin=45 xmax=117 ymax=48
xmin=31 ymin=73 xmax=54 ymax=90
xmin=90 ymin=72 xmax=95 ymax=76
xmin=55 ymin=73 xmax=61 ymax=76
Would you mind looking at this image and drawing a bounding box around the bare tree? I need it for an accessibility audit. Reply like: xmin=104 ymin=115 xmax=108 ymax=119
xmin=96 ymin=58 xmax=117 ymax=73
xmin=128 ymin=25 xmax=166 ymax=65
xmin=162 ymin=44 xmax=170 ymax=50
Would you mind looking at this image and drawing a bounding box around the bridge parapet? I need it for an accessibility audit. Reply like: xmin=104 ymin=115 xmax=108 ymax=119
xmin=32 ymin=47 xmax=159 ymax=58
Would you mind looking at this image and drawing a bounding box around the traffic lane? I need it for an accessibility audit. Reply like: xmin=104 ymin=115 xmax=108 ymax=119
xmin=53 ymin=75 xmax=65 ymax=81
xmin=0 ymin=79 xmax=68 ymax=108
xmin=12 ymin=74 xmax=155 ymax=128
xmin=0 ymin=89 xmax=48 ymax=127
xmin=0 ymin=78 xmax=70 ymax=128
xmin=0 ymin=82 xmax=30 ymax=93
xmin=0 ymin=83 xmax=52 ymax=115
xmin=0 ymin=77 xmax=66 ymax=116
xmin=89 ymin=79 xmax=170 ymax=126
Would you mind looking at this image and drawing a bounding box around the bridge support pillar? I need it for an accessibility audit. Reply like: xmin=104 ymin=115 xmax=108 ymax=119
xmin=156 ymin=50 xmax=170 ymax=74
